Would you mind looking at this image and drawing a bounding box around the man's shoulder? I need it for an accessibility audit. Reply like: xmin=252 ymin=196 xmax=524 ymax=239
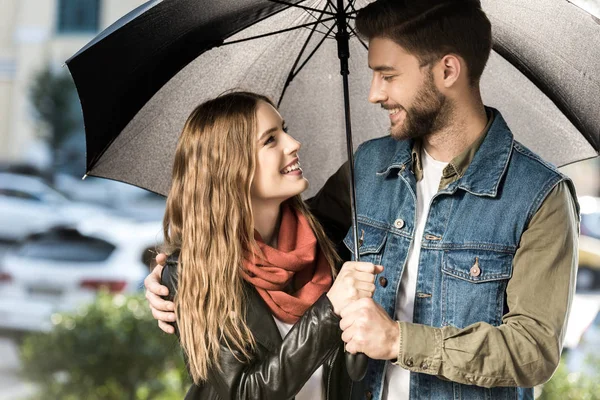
xmin=486 ymin=107 xmax=567 ymax=182
xmin=355 ymin=135 xmax=409 ymax=166
xmin=503 ymin=140 xmax=576 ymax=219
xmin=358 ymin=134 xmax=399 ymax=151
xmin=509 ymin=140 xmax=568 ymax=182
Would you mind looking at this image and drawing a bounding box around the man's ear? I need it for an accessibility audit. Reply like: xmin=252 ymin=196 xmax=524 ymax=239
xmin=438 ymin=54 xmax=462 ymax=88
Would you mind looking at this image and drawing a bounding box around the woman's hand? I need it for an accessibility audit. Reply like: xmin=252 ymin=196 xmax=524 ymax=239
xmin=326 ymin=262 xmax=384 ymax=316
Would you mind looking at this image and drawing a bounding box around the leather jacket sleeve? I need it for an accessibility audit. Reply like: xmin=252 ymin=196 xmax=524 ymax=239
xmin=161 ymin=256 xmax=343 ymax=400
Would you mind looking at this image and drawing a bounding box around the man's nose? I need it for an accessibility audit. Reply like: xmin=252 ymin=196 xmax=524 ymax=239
xmin=368 ymin=76 xmax=387 ymax=104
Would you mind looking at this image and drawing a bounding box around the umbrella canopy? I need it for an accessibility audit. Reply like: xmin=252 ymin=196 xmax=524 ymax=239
xmin=66 ymin=0 xmax=600 ymax=199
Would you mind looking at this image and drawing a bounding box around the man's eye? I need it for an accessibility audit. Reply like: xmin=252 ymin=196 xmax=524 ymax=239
xmin=265 ymin=136 xmax=275 ymax=145
xmin=382 ymin=75 xmax=395 ymax=82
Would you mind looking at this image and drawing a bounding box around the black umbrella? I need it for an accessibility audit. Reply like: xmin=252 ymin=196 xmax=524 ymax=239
xmin=66 ymin=0 xmax=600 ymax=381
xmin=69 ymin=0 xmax=375 ymax=381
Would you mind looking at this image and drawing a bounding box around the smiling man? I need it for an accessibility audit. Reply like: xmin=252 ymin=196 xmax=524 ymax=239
xmin=313 ymin=1 xmax=579 ymax=399
xmin=144 ymin=1 xmax=579 ymax=399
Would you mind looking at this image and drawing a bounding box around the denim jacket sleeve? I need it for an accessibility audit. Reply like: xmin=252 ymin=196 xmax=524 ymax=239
xmin=393 ymin=182 xmax=579 ymax=388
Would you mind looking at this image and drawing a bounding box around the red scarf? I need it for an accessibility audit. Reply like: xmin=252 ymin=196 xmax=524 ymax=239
xmin=241 ymin=205 xmax=333 ymax=324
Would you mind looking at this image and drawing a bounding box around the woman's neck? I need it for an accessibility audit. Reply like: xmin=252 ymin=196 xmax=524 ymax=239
xmin=253 ymin=200 xmax=282 ymax=247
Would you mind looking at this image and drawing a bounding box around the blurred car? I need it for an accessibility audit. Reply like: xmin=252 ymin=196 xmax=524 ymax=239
xmin=54 ymin=173 xmax=153 ymax=206
xmin=0 ymin=172 xmax=113 ymax=242
xmin=577 ymin=196 xmax=600 ymax=291
xmin=566 ymin=304 xmax=600 ymax=375
xmin=563 ymin=294 xmax=600 ymax=350
xmin=577 ymin=235 xmax=600 ymax=291
xmin=54 ymin=173 xmax=166 ymax=222
xmin=0 ymin=219 xmax=163 ymax=332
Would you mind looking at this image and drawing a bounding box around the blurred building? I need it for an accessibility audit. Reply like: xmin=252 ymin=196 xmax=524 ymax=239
xmin=0 ymin=0 xmax=145 ymax=165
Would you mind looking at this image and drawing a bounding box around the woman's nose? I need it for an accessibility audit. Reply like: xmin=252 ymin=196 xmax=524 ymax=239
xmin=283 ymin=135 xmax=301 ymax=155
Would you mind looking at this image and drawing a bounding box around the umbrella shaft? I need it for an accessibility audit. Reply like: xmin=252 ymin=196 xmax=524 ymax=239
xmin=335 ymin=0 xmax=360 ymax=262
xmin=335 ymin=0 xmax=350 ymax=74
xmin=341 ymin=72 xmax=360 ymax=262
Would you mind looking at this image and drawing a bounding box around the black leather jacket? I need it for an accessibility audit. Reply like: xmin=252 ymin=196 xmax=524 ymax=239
xmin=161 ymin=257 xmax=353 ymax=400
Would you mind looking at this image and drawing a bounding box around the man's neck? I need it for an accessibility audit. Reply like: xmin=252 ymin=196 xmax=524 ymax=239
xmin=423 ymin=100 xmax=488 ymax=163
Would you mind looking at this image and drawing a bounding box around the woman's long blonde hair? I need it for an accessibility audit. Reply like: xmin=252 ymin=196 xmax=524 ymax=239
xmin=162 ymin=92 xmax=340 ymax=384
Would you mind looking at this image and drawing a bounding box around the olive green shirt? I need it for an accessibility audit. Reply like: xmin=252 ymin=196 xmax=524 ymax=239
xmin=309 ymin=117 xmax=579 ymax=388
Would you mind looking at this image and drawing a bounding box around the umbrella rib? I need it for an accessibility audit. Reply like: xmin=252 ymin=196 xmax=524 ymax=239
xmin=346 ymin=0 xmax=359 ymax=17
xmin=267 ymin=0 xmax=336 ymax=16
xmin=224 ymin=16 xmax=337 ymax=46
xmin=299 ymin=6 xmax=337 ymax=35
xmin=348 ymin=24 xmax=368 ymax=50
xmin=277 ymin=3 xmax=332 ymax=106
xmin=309 ymin=26 xmax=337 ymax=38
xmin=345 ymin=1 xmax=357 ymax=14
xmin=274 ymin=18 xmax=336 ymax=107
xmin=290 ymin=22 xmax=336 ymax=80
xmin=338 ymin=2 xmax=360 ymax=39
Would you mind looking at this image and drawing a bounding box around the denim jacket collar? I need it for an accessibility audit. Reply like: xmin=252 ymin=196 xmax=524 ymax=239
xmin=376 ymin=139 xmax=414 ymax=176
xmin=450 ymin=108 xmax=513 ymax=197
xmin=380 ymin=107 xmax=513 ymax=198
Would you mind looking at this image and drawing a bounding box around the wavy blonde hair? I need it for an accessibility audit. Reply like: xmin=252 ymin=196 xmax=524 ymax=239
xmin=162 ymin=92 xmax=340 ymax=384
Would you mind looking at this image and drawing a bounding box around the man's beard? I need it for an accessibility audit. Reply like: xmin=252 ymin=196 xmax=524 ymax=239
xmin=389 ymin=70 xmax=454 ymax=141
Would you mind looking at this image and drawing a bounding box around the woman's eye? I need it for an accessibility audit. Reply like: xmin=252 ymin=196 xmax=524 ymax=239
xmin=265 ymin=136 xmax=275 ymax=145
xmin=282 ymin=125 xmax=289 ymax=133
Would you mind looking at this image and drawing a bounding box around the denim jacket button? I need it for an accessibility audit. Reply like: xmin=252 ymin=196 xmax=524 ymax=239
xmin=394 ymin=219 xmax=405 ymax=229
xmin=379 ymin=276 xmax=388 ymax=287
xmin=470 ymin=265 xmax=481 ymax=277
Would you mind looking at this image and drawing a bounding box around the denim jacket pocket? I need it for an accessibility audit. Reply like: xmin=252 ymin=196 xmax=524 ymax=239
xmin=343 ymin=222 xmax=387 ymax=265
xmin=441 ymin=250 xmax=513 ymax=328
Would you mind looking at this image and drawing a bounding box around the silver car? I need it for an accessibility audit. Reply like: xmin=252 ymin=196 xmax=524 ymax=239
xmin=0 ymin=219 xmax=163 ymax=332
xmin=0 ymin=173 xmax=112 ymax=242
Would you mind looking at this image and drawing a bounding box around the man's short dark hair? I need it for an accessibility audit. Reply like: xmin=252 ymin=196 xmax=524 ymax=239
xmin=356 ymin=0 xmax=492 ymax=85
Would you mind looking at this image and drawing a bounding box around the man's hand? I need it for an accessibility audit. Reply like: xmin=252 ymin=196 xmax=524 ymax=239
xmin=340 ymin=298 xmax=400 ymax=360
xmin=326 ymin=262 xmax=383 ymax=315
xmin=144 ymin=253 xmax=176 ymax=334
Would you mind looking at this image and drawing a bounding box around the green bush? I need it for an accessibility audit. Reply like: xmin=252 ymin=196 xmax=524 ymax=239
xmin=539 ymin=354 xmax=600 ymax=400
xmin=21 ymin=291 xmax=598 ymax=400
xmin=19 ymin=291 xmax=190 ymax=400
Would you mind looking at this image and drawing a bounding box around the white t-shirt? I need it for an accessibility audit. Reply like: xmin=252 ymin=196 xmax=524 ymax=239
xmin=273 ymin=317 xmax=325 ymax=400
xmin=383 ymin=148 xmax=448 ymax=400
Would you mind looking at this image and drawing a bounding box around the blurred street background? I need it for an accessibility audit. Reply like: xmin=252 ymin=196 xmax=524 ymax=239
xmin=0 ymin=1 xmax=599 ymax=399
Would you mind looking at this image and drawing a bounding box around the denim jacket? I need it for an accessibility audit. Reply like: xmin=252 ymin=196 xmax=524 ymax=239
xmin=342 ymin=108 xmax=577 ymax=400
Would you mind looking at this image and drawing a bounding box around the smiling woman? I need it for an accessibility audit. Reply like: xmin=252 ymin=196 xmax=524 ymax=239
xmin=158 ymin=91 xmax=364 ymax=400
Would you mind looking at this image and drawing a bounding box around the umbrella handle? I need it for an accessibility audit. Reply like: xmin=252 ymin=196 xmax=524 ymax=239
xmin=345 ymin=351 xmax=369 ymax=381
